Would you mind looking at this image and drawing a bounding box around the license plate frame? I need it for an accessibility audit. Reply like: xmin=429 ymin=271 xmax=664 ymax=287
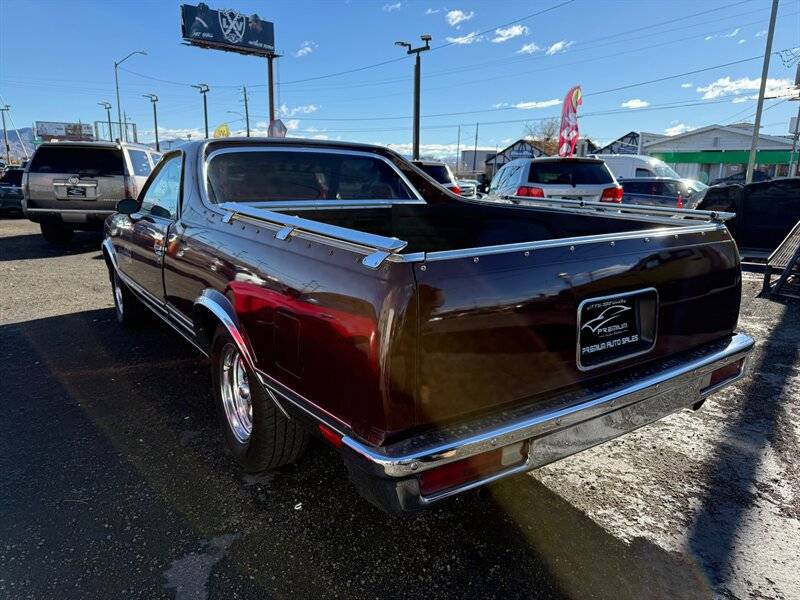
xmin=576 ymin=288 xmax=658 ymax=371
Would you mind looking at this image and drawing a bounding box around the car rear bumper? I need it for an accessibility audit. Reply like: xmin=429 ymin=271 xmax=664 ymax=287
xmin=23 ymin=207 xmax=115 ymax=228
xmin=341 ymin=332 xmax=754 ymax=512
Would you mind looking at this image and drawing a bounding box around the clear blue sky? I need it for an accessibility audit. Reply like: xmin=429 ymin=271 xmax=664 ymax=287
xmin=1 ymin=0 xmax=798 ymax=158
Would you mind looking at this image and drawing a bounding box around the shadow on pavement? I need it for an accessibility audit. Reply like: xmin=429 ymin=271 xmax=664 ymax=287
xmin=0 ymin=230 xmax=102 ymax=261
xmin=0 ymin=308 xmax=714 ymax=599
xmin=688 ymin=297 xmax=799 ymax=590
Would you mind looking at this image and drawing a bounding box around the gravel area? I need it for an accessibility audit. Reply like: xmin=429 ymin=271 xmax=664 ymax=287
xmin=1 ymin=218 xmax=797 ymax=600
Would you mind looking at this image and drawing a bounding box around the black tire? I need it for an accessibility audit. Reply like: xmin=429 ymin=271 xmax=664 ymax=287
xmin=211 ymin=325 xmax=307 ymax=472
xmin=40 ymin=222 xmax=73 ymax=245
xmin=111 ymin=270 xmax=147 ymax=326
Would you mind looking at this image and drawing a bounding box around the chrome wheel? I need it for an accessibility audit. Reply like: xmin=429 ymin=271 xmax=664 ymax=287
xmin=113 ymin=275 xmax=124 ymax=316
xmin=219 ymin=344 xmax=253 ymax=444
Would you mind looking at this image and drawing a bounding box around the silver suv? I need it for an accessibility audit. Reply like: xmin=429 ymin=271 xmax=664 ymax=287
xmin=488 ymin=157 xmax=623 ymax=203
xmin=22 ymin=141 xmax=161 ymax=244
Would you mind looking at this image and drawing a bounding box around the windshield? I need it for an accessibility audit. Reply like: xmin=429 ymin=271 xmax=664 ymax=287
xmin=417 ymin=164 xmax=452 ymax=184
xmin=29 ymin=146 xmax=125 ymax=176
xmin=206 ymin=150 xmax=416 ymax=203
xmin=652 ymin=163 xmax=680 ymax=179
xmin=529 ymin=161 xmax=614 ymax=185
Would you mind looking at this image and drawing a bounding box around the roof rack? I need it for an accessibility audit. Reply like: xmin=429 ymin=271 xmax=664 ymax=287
xmin=218 ymin=202 xmax=408 ymax=269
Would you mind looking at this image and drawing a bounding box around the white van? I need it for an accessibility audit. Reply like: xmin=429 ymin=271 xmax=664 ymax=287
xmin=591 ymin=154 xmax=680 ymax=180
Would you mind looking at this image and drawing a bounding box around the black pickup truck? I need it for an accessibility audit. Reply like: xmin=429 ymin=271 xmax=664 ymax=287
xmin=103 ymin=138 xmax=754 ymax=512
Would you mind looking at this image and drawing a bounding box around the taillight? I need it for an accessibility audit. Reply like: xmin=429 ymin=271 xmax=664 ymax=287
xmin=677 ymin=194 xmax=684 ymax=209
xmin=515 ymin=186 xmax=544 ymax=197
xmin=601 ymin=186 xmax=623 ymax=203
xmin=451 ymin=185 xmax=461 ymax=195
xmin=418 ymin=442 xmax=526 ymax=496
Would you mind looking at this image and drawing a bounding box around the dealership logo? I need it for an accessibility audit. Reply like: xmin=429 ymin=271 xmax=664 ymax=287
xmin=581 ymin=303 xmax=631 ymax=334
xmin=218 ymin=9 xmax=246 ymax=44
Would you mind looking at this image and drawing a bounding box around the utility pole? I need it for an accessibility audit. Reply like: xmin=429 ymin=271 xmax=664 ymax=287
xmin=745 ymin=0 xmax=779 ymax=184
xmin=192 ymin=83 xmax=210 ymax=138
xmin=395 ymin=34 xmax=432 ymax=161
xmin=267 ymin=57 xmax=276 ymax=124
xmin=114 ymin=50 xmax=147 ymax=142
xmin=243 ymin=86 xmax=251 ymax=137
xmin=788 ymin=64 xmax=800 ymax=177
xmin=98 ymin=102 xmax=113 ymax=141
xmin=143 ymin=94 xmax=159 ymax=151
xmin=0 ymin=105 xmax=10 ymax=164
xmin=472 ymin=122 xmax=479 ymax=172
xmin=455 ymin=125 xmax=461 ymax=175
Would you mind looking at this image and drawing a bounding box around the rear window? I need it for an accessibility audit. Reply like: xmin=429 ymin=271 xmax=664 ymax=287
xmin=128 ymin=149 xmax=152 ymax=177
xmin=206 ymin=150 xmax=415 ymax=204
xmin=417 ymin=164 xmax=452 ymax=184
xmin=29 ymin=146 xmax=125 ymax=176
xmin=528 ymin=161 xmax=613 ymax=185
xmin=0 ymin=169 xmax=23 ymax=186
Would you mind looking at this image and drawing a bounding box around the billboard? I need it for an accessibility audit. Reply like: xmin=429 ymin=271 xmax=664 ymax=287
xmin=181 ymin=4 xmax=275 ymax=56
xmin=35 ymin=121 xmax=94 ymax=141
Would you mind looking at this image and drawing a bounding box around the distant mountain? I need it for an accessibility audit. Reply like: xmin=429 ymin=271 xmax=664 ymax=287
xmin=0 ymin=128 xmax=35 ymax=163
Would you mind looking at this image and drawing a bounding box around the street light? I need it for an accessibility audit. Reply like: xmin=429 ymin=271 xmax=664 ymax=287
xmin=395 ymin=34 xmax=431 ymax=161
xmin=98 ymin=102 xmax=113 ymax=141
xmin=143 ymin=94 xmax=160 ymax=151
xmin=0 ymin=105 xmax=10 ymax=165
xmin=192 ymin=83 xmax=210 ymax=138
xmin=114 ymin=50 xmax=147 ymax=142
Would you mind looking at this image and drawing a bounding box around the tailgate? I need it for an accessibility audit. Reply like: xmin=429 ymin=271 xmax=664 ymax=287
xmin=412 ymin=224 xmax=741 ymax=427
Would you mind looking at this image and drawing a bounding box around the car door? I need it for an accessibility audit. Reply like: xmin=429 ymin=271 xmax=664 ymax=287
xmin=739 ymin=179 xmax=800 ymax=250
xmin=118 ymin=153 xmax=182 ymax=302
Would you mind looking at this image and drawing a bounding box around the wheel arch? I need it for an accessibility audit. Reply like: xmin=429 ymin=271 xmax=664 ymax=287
xmin=192 ymin=289 xmax=256 ymax=370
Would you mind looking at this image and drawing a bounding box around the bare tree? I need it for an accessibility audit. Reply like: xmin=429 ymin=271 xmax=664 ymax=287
xmin=524 ymin=117 xmax=559 ymax=155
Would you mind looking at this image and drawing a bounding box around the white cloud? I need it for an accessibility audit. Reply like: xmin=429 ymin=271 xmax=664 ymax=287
xmin=279 ymin=104 xmax=320 ymax=117
xmin=621 ymin=98 xmax=650 ymax=109
xmin=721 ymin=28 xmax=740 ymax=38
xmin=446 ymin=31 xmax=482 ymax=44
xmin=383 ymin=2 xmax=402 ymax=12
xmin=492 ymin=102 xmax=510 ymax=109
xmin=704 ymin=35 xmax=714 ymax=41
xmin=696 ymin=76 xmax=794 ymax=99
xmin=154 ymin=126 xmax=203 ymax=140
xmin=293 ymin=40 xmax=318 ymax=58
xmin=731 ymin=96 xmax=750 ymax=104
xmin=517 ymin=42 xmax=540 ymax=54
xmin=738 ymin=39 xmax=746 ymax=44
xmin=755 ymin=29 xmax=767 ymax=37
xmin=284 ymin=119 xmax=301 ymax=130
xmin=492 ymin=25 xmax=528 ymax=43
xmin=445 ymin=9 xmax=474 ymax=26
xmin=545 ymin=40 xmax=573 ymax=55
xmin=514 ymin=99 xmax=560 ymax=110
xmin=425 ymin=7 xmax=439 ymax=14
xmin=665 ymin=123 xmax=695 ymax=136
xmin=680 ymin=82 xmax=693 ymax=88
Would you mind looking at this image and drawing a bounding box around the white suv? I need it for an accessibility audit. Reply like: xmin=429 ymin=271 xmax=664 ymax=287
xmin=488 ymin=157 xmax=623 ymax=204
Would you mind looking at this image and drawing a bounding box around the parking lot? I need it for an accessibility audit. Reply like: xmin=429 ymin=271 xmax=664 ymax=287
xmin=0 ymin=217 xmax=798 ymax=600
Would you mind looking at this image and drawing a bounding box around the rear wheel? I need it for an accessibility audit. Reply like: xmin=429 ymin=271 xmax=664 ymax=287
xmin=40 ymin=222 xmax=73 ymax=245
xmin=111 ymin=270 xmax=146 ymax=326
xmin=211 ymin=326 xmax=307 ymax=472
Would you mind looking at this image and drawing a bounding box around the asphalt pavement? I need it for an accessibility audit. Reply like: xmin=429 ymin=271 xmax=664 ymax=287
xmin=1 ymin=218 xmax=798 ymax=600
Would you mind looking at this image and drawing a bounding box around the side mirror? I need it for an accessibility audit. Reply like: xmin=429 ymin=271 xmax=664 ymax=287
xmin=117 ymin=198 xmax=138 ymax=215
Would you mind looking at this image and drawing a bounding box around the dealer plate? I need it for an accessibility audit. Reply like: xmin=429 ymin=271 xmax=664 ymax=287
xmin=577 ymin=288 xmax=658 ymax=371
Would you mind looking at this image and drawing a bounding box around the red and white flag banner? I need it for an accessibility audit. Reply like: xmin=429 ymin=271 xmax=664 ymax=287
xmin=558 ymin=86 xmax=583 ymax=157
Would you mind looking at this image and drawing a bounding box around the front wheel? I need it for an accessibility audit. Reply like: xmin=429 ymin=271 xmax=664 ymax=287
xmin=111 ymin=270 xmax=146 ymax=326
xmin=211 ymin=326 xmax=307 ymax=472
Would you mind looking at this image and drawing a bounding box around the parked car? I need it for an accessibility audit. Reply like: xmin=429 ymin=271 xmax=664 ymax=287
xmin=456 ymin=179 xmax=478 ymax=198
xmin=710 ymin=171 xmax=770 ymax=186
xmin=488 ymin=157 xmax=623 ymax=203
xmin=0 ymin=166 xmax=24 ymax=215
xmin=103 ymin=138 xmax=752 ymax=513
xmin=412 ymin=160 xmax=461 ymax=195
xmin=22 ymin=140 xmax=161 ymax=244
xmin=591 ymin=154 xmax=681 ymax=179
xmin=618 ymin=177 xmax=697 ymax=208
xmin=693 ymin=177 xmax=800 ymax=252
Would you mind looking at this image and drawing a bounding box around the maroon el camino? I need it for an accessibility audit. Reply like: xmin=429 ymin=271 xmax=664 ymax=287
xmin=102 ymin=138 xmax=753 ymax=512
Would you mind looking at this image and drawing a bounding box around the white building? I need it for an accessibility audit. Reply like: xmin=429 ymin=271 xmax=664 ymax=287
xmin=458 ymin=149 xmax=495 ymax=175
xmin=642 ymin=124 xmax=795 ymax=182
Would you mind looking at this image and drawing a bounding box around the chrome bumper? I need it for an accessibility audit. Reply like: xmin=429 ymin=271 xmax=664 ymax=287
xmin=342 ymin=333 xmax=754 ymax=510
